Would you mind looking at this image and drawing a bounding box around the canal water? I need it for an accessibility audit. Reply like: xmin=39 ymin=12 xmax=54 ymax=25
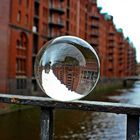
xmin=0 ymin=81 xmax=140 ymax=140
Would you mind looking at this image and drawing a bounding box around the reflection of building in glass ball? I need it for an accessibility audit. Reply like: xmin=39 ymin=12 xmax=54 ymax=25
xmin=34 ymin=36 xmax=100 ymax=101
xmin=78 ymin=60 xmax=98 ymax=94
xmin=51 ymin=58 xmax=98 ymax=95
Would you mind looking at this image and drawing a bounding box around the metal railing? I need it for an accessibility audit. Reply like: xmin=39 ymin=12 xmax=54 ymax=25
xmin=0 ymin=93 xmax=140 ymax=140
xmin=123 ymin=76 xmax=140 ymax=87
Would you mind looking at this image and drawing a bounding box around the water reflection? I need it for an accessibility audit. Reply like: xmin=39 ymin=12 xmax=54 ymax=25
xmin=0 ymin=108 xmax=40 ymax=140
xmin=108 ymin=81 xmax=140 ymax=105
xmin=54 ymin=110 xmax=126 ymax=140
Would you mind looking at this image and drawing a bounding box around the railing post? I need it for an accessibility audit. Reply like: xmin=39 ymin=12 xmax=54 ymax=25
xmin=123 ymin=80 xmax=127 ymax=87
xmin=126 ymin=115 xmax=139 ymax=140
xmin=40 ymin=107 xmax=54 ymax=140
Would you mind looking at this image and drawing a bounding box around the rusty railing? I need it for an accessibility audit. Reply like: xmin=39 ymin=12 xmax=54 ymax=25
xmin=0 ymin=93 xmax=140 ymax=140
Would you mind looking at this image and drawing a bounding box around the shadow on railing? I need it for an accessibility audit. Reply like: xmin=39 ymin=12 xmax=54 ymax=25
xmin=0 ymin=93 xmax=139 ymax=140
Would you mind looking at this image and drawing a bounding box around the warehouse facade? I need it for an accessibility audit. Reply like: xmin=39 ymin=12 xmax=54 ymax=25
xmin=0 ymin=0 xmax=136 ymax=94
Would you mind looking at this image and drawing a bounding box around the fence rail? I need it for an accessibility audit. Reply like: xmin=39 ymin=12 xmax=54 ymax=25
xmin=0 ymin=93 xmax=139 ymax=140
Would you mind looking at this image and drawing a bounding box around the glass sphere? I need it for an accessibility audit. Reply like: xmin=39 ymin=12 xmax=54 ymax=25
xmin=34 ymin=36 xmax=100 ymax=101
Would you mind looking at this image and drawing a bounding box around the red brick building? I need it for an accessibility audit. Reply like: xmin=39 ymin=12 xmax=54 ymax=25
xmin=136 ymin=63 xmax=140 ymax=75
xmin=0 ymin=0 xmax=136 ymax=94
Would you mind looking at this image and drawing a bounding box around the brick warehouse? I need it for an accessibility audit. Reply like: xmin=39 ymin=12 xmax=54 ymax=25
xmin=0 ymin=0 xmax=136 ymax=94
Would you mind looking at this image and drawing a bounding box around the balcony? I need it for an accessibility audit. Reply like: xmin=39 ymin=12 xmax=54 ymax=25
xmin=90 ymin=31 xmax=99 ymax=37
xmin=119 ymin=52 xmax=123 ymax=56
xmin=49 ymin=5 xmax=65 ymax=14
xmin=108 ymin=68 xmax=113 ymax=71
xmin=108 ymin=36 xmax=114 ymax=41
xmin=91 ymin=24 xmax=99 ymax=29
xmin=118 ymin=57 xmax=123 ymax=61
xmin=109 ymin=32 xmax=115 ymax=36
xmin=49 ymin=19 xmax=64 ymax=28
xmin=91 ymin=15 xmax=99 ymax=20
xmin=108 ymin=56 xmax=113 ymax=62
xmin=108 ymin=51 xmax=113 ymax=56
xmin=47 ymin=34 xmax=61 ymax=40
xmin=108 ymin=42 xmax=115 ymax=48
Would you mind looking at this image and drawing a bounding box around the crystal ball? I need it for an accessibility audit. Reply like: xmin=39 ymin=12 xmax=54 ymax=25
xmin=34 ymin=36 xmax=100 ymax=101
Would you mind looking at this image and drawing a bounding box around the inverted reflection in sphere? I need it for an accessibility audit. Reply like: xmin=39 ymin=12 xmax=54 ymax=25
xmin=34 ymin=36 xmax=100 ymax=101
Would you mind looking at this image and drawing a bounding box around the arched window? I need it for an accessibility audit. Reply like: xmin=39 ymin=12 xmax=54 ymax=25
xmin=21 ymin=32 xmax=28 ymax=48
xmin=17 ymin=32 xmax=28 ymax=48
xmin=16 ymin=40 xmax=20 ymax=48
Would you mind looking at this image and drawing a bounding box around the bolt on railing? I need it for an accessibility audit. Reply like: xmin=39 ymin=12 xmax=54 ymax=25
xmin=0 ymin=93 xmax=139 ymax=140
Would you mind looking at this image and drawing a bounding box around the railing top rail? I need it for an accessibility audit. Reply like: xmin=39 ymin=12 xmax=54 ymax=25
xmin=0 ymin=93 xmax=140 ymax=115
xmin=124 ymin=76 xmax=140 ymax=80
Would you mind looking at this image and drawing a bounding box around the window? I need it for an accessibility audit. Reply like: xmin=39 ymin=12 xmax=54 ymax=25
xmin=16 ymin=40 xmax=20 ymax=48
xmin=16 ymin=58 xmax=26 ymax=73
xmin=35 ymin=2 xmax=39 ymax=16
xmin=83 ymin=71 xmax=87 ymax=79
xmin=16 ymin=32 xmax=28 ymax=74
xmin=17 ymin=32 xmax=28 ymax=49
xmin=17 ymin=11 xmax=21 ymax=22
xmin=17 ymin=79 xmax=20 ymax=89
xmin=82 ymin=71 xmax=95 ymax=80
xmin=48 ymin=27 xmax=51 ymax=37
xmin=25 ymin=15 xmax=28 ymax=26
xmin=66 ymin=21 xmax=69 ymax=31
xmin=67 ymin=9 xmax=69 ymax=18
xmin=16 ymin=39 xmax=22 ymax=48
xmin=43 ymin=23 xmax=47 ymax=34
xmin=16 ymin=58 xmax=20 ymax=72
xmin=91 ymin=72 xmax=95 ymax=80
xmin=21 ymin=59 xmax=25 ymax=72
xmin=17 ymin=79 xmax=27 ymax=89
xmin=67 ymin=0 xmax=70 ymax=7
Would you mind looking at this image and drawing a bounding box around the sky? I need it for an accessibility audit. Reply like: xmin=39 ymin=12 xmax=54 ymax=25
xmin=97 ymin=0 xmax=140 ymax=62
